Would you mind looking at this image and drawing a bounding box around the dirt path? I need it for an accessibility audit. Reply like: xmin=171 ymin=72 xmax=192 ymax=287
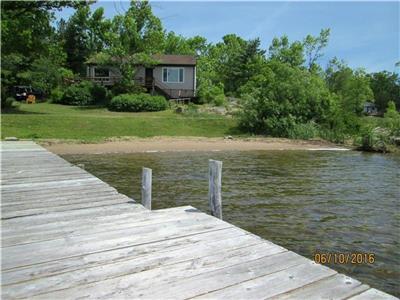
xmin=40 ymin=137 xmax=349 ymax=155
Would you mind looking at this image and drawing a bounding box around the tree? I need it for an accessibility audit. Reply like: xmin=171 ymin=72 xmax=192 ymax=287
xmin=326 ymin=58 xmax=373 ymax=115
xmin=368 ymin=71 xmax=400 ymax=112
xmin=238 ymin=60 xmax=335 ymax=136
xmin=1 ymin=1 xmax=91 ymax=96
xmin=211 ymin=34 xmax=266 ymax=95
xmin=106 ymin=0 xmax=164 ymax=55
xmin=268 ymin=35 xmax=304 ymax=68
xmin=303 ymin=29 xmax=330 ymax=70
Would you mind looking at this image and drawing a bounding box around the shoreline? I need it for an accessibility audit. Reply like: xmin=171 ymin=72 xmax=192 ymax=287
xmin=39 ymin=137 xmax=350 ymax=155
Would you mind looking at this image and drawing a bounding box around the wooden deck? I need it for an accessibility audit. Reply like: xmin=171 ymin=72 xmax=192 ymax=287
xmin=1 ymin=141 xmax=397 ymax=299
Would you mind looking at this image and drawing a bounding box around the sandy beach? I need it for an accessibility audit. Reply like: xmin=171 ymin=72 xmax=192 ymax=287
xmin=41 ymin=137 xmax=349 ymax=155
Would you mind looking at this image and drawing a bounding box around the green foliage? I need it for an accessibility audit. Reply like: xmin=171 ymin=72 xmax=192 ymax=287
xmin=61 ymin=81 xmax=94 ymax=106
xmin=287 ymin=122 xmax=319 ymax=140
xmin=50 ymin=88 xmax=64 ymax=104
xmin=303 ymin=29 xmax=330 ymax=70
xmin=18 ymin=57 xmax=64 ymax=95
xmin=213 ymin=94 xmax=226 ymax=107
xmin=109 ymin=93 xmax=168 ymax=112
xmin=384 ymin=101 xmax=400 ymax=137
xmin=2 ymin=97 xmax=16 ymax=110
xmin=106 ymin=1 xmax=164 ymax=55
xmin=326 ymin=58 xmax=373 ymax=115
xmin=357 ymin=126 xmax=391 ymax=153
xmin=368 ymin=71 xmax=400 ymax=112
xmin=59 ymin=81 xmax=108 ymax=105
xmin=61 ymin=6 xmax=109 ymax=74
xmin=269 ymin=36 xmax=304 ymax=68
xmin=238 ymin=60 xmax=334 ymax=137
xmin=197 ymin=82 xmax=226 ymax=106
xmin=90 ymin=84 xmax=108 ymax=104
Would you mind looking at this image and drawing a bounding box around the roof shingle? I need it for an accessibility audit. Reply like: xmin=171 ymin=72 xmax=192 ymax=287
xmin=151 ymin=54 xmax=196 ymax=65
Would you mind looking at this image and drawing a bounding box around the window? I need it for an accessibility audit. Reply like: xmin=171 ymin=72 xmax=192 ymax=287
xmin=94 ymin=67 xmax=109 ymax=77
xmin=162 ymin=67 xmax=184 ymax=83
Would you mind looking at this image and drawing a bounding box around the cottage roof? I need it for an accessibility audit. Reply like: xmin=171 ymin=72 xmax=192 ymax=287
xmin=151 ymin=54 xmax=196 ymax=66
xmin=86 ymin=54 xmax=196 ymax=66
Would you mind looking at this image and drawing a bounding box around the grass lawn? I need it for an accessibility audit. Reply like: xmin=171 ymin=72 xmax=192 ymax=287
xmin=1 ymin=102 xmax=239 ymax=142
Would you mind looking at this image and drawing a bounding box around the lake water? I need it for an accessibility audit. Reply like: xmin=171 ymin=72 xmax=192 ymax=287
xmin=63 ymin=150 xmax=400 ymax=296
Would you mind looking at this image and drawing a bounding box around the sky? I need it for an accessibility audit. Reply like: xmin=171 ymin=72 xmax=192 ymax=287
xmin=55 ymin=1 xmax=400 ymax=73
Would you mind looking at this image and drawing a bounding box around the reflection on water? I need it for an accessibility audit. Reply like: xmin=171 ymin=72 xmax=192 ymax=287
xmin=63 ymin=150 xmax=400 ymax=296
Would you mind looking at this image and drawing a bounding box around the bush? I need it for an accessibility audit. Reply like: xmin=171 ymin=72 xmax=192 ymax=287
xmin=91 ymin=84 xmax=108 ymax=105
xmin=213 ymin=94 xmax=226 ymax=107
xmin=58 ymin=81 xmax=108 ymax=106
xmin=238 ymin=61 xmax=335 ymax=137
xmin=288 ymin=122 xmax=319 ymax=140
xmin=357 ymin=126 xmax=390 ymax=152
xmin=384 ymin=101 xmax=400 ymax=137
xmin=1 ymin=97 xmax=16 ymax=110
xmin=197 ymin=81 xmax=226 ymax=106
xmin=60 ymin=81 xmax=93 ymax=106
xmin=50 ymin=88 xmax=63 ymax=104
xmin=108 ymin=93 xmax=168 ymax=112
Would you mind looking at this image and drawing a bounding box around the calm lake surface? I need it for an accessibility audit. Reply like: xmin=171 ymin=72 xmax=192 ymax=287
xmin=63 ymin=150 xmax=400 ymax=296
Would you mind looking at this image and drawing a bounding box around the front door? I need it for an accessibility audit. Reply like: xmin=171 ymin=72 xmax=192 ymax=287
xmin=145 ymin=68 xmax=153 ymax=87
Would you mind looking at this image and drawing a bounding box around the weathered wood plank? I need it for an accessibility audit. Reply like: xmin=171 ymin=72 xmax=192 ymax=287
xmin=30 ymin=249 xmax=298 ymax=299
xmin=191 ymin=261 xmax=336 ymax=300
xmin=2 ymin=227 xmax=244 ymax=285
xmin=1 ymin=198 xmax=131 ymax=219
xmin=2 ymin=216 xmax=230 ymax=270
xmin=2 ymin=205 xmax=192 ymax=236
xmin=348 ymin=288 xmax=399 ymax=300
xmin=2 ymin=232 xmax=270 ymax=298
xmin=2 ymin=207 xmax=214 ymax=247
xmin=268 ymin=274 xmax=370 ymax=300
xmin=2 ymin=202 xmax=141 ymax=227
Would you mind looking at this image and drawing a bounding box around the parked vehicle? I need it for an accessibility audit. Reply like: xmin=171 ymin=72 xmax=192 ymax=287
xmin=13 ymin=86 xmax=44 ymax=101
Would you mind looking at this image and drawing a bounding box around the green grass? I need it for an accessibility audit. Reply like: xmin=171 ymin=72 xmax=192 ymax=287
xmin=1 ymin=102 xmax=239 ymax=142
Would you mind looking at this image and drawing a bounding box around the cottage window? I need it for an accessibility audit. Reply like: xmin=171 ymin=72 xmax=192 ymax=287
xmin=163 ymin=67 xmax=184 ymax=83
xmin=94 ymin=67 xmax=109 ymax=77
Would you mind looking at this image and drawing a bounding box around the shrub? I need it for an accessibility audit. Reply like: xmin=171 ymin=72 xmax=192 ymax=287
xmin=50 ymin=88 xmax=63 ymax=104
xmin=197 ymin=81 xmax=226 ymax=106
xmin=57 ymin=81 xmax=108 ymax=106
xmin=384 ymin=101 xmax=400 ymax=137
xmin=108 ymin=93 xmax=168 ymax=112
xmin=288 ymin=122 xmax=319 ymax=140
xmin=357 ymin=126 xmax=390 ymax=152
xmin=91 ymin=84 xmax=108 ymax=105
xmin=60 ymin=81 xmax=93 ymax=106
xmin=213 ymin=94 xmax=226 ymax=107
xmin=238 ymin=62 xmax=335 ymax=137
xmin=1 ymin=97 xmax=16 ymax=110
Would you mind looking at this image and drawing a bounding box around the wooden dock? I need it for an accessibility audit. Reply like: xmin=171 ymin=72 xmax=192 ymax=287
xmin=1 ymin=141 xmax=397 ymax=299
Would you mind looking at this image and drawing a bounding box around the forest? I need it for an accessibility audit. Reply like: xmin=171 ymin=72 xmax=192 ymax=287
xmin=1 ymin=1 xmax=400 ymax=151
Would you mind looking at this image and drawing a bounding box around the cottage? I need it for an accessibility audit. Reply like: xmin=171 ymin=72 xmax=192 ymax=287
xmin=86 ymin=54 xmax=196 ymax=99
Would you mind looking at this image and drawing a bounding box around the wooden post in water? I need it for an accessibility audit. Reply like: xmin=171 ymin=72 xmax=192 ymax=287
xmin=142 ymin=167 xmax=152 ymax=210
xmin=208 ymin=159 xmax=222 ymax=219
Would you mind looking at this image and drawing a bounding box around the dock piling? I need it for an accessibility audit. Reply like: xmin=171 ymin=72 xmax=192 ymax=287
xmin=208 ymin=159 xmax=223 ymax=219
xmin=142 ymin=167 xmax=152 ymax=210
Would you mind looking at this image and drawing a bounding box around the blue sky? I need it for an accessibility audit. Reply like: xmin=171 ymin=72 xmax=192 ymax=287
xmin=55 ymin=1 xmax=399 ymax=73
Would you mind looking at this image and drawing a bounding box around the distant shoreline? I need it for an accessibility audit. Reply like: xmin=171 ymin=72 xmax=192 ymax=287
xmin=40 ymin=137 xmax=349 ymax=155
